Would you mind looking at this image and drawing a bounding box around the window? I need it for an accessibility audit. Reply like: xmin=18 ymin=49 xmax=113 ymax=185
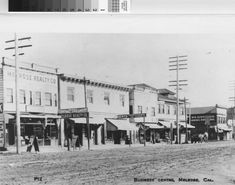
xmin=45 ymin=93 xmax=52 ymax=106
xmin=54 ymin=94 xmax=57 ymax=107
xmin=174 ymin=106 xmax=176 ymax=115
xmin=151 ymin=107 xmax=155 ymax=116
xmin=87 ymin=90 xmax=93 ymax=104
xmin=138 ymin=105 xmax=142 ymax=114
xmin=162 ymin=104 xmax=165 ymax=114
xmin=158 ymin=104 xmax=165 ymax=114
xmin=6 ymin=88 xmax=13 ymax=103
xmin=67 ymin=87 xmax=75 ymax=102
xmin=166 ymin=105 xmax=170 ymax=114
xmin=120 ymin=94 xmax=125 ymax=107
xmin=104 ymin=92 xmax=110 ymax=105
xmin=158 ymin=104 xmax=161 ymax=114
xmin=19 ymin=90 xmax=26 ymax=104
xmin=35 ymin=91 xmax=41 ymax=106
xmin=29 ymin=91 xmax=33 ymax=105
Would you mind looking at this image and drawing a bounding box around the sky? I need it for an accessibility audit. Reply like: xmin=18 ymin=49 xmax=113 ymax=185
xmin=0 ymin=33 xmax=235 ymax=108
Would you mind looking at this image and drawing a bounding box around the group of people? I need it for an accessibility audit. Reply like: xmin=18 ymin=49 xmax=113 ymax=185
xmin=25 ymin=135 xmax=40 ymax=153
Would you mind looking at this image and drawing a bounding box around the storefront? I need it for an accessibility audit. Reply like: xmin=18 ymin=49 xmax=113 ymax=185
xmin=144 ymin=123 xmax=164 ymax=143
xmin=6 ymin=113 xmax=60 ymax=146
xmin=106 ymin=118 xmax=139 ymax=144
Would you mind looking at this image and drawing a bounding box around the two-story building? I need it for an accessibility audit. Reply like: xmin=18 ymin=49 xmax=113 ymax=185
xmin=0 ymin=58 xmax=60 ymax=148
xmin=189 ymin=105 xmax=231 ymax=140
xmin=58 ymin=74 xmax=138 ymax=147
xmin=156 ymin=89 xmax=194 ymax=143
xmin=128 ymin=84 xmax=163 ymax=143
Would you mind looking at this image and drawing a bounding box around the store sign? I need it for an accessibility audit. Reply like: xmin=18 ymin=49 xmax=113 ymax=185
xmin=117 ymin=113 xmax=146 ymax=119
xmin=4 ymin=66 xmax=57 ymax=85
xmin=191 ymin=114 xmax=216 ymax=122
xmin=59 ymin=108 xmax=89 ymax=119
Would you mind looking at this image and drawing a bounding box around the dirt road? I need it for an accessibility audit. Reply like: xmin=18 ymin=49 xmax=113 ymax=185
xmin=1 ymin=141 xmax=235 ymax=185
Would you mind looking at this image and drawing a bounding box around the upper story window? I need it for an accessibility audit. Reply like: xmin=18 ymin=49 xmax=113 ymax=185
xmin=87 ymin=90 xmax=93 ymax=104
xmin=29 ymin=91 xmax=33 ymax=105
xmin=151 ymin=107 xmax=155 ymax=116
xmin=54 ymin=94 xmax=57 ymax=107
xmin=35 ymin=91 xmax=41 ymax=106
xmin=19 ymin=90 xmax=26 ymax=104
xmin=166 ymin=105 xmax=170 ymax=115
xmin=67 ymin=87 xmax=75 ymax=102
xmin=45 ymin=92 xmax=52 ymax=106
xmin=158 ymin=104 xmax=161 ymax=114
xmin=138 ymin=105 xmax=143 ymax=114
xmin=104 ymin=92 xmax=110 ymax=105
xmin=120 ymin=94 xmax=125 ymax=107
xmin=174 ymin=105 xmax=176 ymax=115
xmin=6 ymin=88 xmax=13 ymax=103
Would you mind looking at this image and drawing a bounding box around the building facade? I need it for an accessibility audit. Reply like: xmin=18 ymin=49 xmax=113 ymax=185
xmin=59 ymin=74 xmax=137 ymax=147
xmin=9 ymin=0 xmax=130 ymax=12
xmin=189 ymin=105 xmax=231 ymax=140
xmin=0 ymin=59 xmax=60 ymax=148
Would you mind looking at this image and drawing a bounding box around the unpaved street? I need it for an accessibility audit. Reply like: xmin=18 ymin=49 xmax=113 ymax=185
xmin=1 ymin=141 xmax=235 ymax=185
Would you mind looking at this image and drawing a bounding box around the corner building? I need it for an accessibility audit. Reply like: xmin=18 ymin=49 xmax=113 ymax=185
xmin=0 ymin=59 xmax=60 ymax=148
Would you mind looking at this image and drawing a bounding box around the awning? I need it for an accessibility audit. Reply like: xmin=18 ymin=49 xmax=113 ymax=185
xmin=158 ymin=121 xmax=176 ymax=129
xmin=145 ymin=123 xmax=164 ymax=129
xmin=20 ymin=114 xmax=61 ymax=119
xmin=69 ymin=117 xmax=105 ymax=124
xmin=217 ymin=124 xmax=232 ymax=131
xmin=106 ymin=119 xmax=139 ymax=131
xmin=179 ymin=122 xmax=195 ymax=129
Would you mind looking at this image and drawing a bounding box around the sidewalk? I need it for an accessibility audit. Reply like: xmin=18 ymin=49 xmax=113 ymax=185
xmin=0 ymin=142 xmax=167 ymax=154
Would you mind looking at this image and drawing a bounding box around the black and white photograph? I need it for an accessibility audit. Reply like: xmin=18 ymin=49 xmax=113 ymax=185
xmin=0 ymin=0 xmax=235 ymax=185
xmin=0 ymin=32 xmax=234 ymax=185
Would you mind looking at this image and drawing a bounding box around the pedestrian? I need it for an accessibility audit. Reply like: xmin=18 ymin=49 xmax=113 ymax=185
xmin=26 ymin=136 xmax=33 ymax=152
xmin=33 ymin=136 xmax=40 ymax=153
xmin=76 ymin=136 xmax=81 ymax=150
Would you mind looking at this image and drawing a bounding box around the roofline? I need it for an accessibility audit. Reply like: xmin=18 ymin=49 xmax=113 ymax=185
xmin=59 ymin=73 xmax=131 ymax=91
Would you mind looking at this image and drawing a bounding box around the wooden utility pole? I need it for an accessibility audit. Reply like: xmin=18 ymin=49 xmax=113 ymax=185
xmin=5 ymin=34 xmax=32 ymax=154
xmin=169 ymin=55 xmax=188 ymax=144
xmin=83 ymin=77 xmax=90 ymax=150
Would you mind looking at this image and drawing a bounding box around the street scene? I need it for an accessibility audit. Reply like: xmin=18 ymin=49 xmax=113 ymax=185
xmin=0 ymin=33 xmax=235 ymax=185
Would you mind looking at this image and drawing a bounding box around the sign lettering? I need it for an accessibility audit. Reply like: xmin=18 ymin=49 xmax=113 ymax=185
xmin=117 ymin=113 xmax=146 ymax=119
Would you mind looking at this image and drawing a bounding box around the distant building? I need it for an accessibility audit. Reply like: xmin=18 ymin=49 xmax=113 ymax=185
xmin=157 ymin=88 xmax=193 ymax=143
xmin=227 ymin=107 xmax=235 ymax=139
xmin=189 ymin=105 xmax=232 ymax=140
xmin=8 ymin=0 xmax=131 ymax=12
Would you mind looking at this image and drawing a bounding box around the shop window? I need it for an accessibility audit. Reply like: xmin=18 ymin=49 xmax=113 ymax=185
xmin=138 ymin=105 xmax=142 ymax=114
xmin=104 ymin=92 xmax=110 ymax=105
xmin=151 ymin=107 xmax=155 ymax=116
xmin=6 ymin=88 xmax=13 ymax=103
xmin=67 ymin=87 xmax=75 ymax=102
xmin=45 ymin=92 xmax=52 ymax=106
xmin=120 ymin=94 xmax=125 ymax=107
xmin=19 ymin=89 xmax=26 ymax=104
xmin=35 ymin=91 xmax=41 ymax=106
xmin=87 ymin=90 xmax=93 ymax=104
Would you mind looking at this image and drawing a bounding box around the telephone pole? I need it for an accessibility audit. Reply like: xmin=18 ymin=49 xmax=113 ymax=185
xmin=82 ymin=77 xmax=91 ymax=150
xmin=5 ymin=34 xmax=32 ymax=154
xmin=169 ymin=55 xmax=188 ymax=144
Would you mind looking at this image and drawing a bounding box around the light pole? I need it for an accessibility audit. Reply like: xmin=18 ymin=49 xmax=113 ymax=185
xmin=169 ymin=55 xmax=188 ymax=144
xmin=5 ymin=34 xmax=32 ymax=154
